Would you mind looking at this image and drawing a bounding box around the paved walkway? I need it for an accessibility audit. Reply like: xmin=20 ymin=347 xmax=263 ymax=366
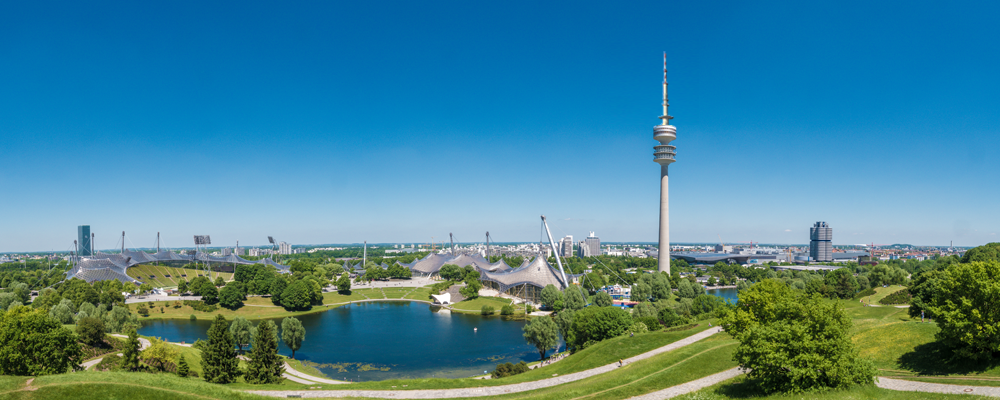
xmin=877 ymin=377 xmax=1000 ymax=397
xmin=80 ymin=335 xmax=152 ymax=371
xmin=626 ymin=368 xmax=744 ymax=400
xmin=247 ymin=327 xmax=723 ymax=398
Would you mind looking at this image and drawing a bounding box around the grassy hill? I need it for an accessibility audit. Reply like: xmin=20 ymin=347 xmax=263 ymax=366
xmin=126 ymin=264 xmax=233 ymax=287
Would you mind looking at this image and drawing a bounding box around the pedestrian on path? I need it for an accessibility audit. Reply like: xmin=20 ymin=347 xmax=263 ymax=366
xmin=619 ymin=359 xmax=623 ymax=367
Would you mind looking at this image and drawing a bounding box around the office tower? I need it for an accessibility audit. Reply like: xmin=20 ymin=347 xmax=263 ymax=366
xmin=77 ymin=225 xmax=92 ymax=256
xmin=560 ymin=235 xmax=574 ymax=258
xmin=810 ymin=222 xmax=833 ymax=262
xmin=279 ymin=241 xmax=292 ymax=255
xmin=579 ymin=232 xmax=600 ymax=257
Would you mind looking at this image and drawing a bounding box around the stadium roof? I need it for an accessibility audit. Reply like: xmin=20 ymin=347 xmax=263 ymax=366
xmin=479 ymin=256 xmax=570 ymax=292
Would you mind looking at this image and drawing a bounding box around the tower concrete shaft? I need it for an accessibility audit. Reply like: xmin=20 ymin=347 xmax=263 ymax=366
xmin=653 ymin=53 xmax=677 ymax=274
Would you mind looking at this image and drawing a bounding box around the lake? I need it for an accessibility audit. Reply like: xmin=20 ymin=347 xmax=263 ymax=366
xmin=138 ymin=301 xmax=550 ymax=381
xmin=704 ymin=287 xmax=738 ymax=304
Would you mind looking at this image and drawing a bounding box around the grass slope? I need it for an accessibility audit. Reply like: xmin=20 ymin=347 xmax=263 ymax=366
xmin=127 ymin=264 xmax=233 ymax=287
xmin=673 ymin=375 xmax=992 ymax=400
xmin=858 ymin=284 xmax=906 ymax=305
xmin=451 ymin=296 xmax=514 ymax=313
xmin=0 ymin=372 xmax=268 ymax=400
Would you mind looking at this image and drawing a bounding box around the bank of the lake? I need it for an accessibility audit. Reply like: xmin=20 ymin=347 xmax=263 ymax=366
xmin=705 ymin=287 xmax=738 ymax=304
xmin=138 ymin=300 xmax=553 ymax=381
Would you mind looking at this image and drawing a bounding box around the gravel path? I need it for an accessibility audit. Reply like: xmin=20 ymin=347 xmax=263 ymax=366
xmin=246 ymin=327 xmax=723 ymax=399
xmin=877 ymin=377 xmax=1000 ymax=397
xmin=626 ymin=368 xmax=744 ymax=400
xmin=282 ymin=362 xmax=348 ymax=385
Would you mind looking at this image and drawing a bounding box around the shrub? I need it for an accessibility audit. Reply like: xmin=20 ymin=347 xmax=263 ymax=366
xmin=658 ymin=307 xmax=688 ymax=328
xmin=136 ymin=305 xmax=149 ymax=316
xmin=879 ymin=288 xmax=911 ymax=305
xmin=568 ymin=306 xmax=632 ymax=351
xmin=173 ymin=301 xmax=182 ymax=309
xmin=183 ymin=300 xmax=218 ymax=313
xmin=500 ymin=305 xmax=514 ymax=315
xmin=635 ymin=316 xmax=661 ymax=331
xmin=481 ymin=305 xmax=495 ymax=315
xmin=491 ymin=361 xmax=530 ymax=379
xmin=189 ymin=314 xmax=197 ymax=320
xmin=629 ymin=321 xmax=649 ymax=334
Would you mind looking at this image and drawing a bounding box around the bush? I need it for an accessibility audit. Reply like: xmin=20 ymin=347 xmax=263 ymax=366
xmin=658 ymin=307 xmax=688 ymax=327
xmin=568 ymin=306 xmax=633 ymax=351
xmin=429 ymin=280 xmax=457 ymax=296
xmin=635 ymin=316 xmax=661 ymax=331
xmin=500 ymin=305 xmax=514 ymax=315
xmin=189 ymin=314 xmax=197 ymax=320
xmin=481 ymin=305 xmax=495 ymax=315
xmin=879 ymin=288 xmax=911 ymax=305
xmin=926 ymin=261 xmax=1000 ymax=360
xmin=491 ymin=361 xmax=530 ymax=378
xmin=629 ymin=321 xmax=649 ymax=334
xmin=136 ymin=305 xmax=149 ymax=316
xmin=183 ymin=300 xmax=218 ymax=313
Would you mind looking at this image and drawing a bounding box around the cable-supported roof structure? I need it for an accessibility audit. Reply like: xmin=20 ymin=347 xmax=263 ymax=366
xmin=479 ymin=256 xmax=571 ymax=293
xmin=64 ymin=250 xmax=290 ymax=284
xmin=398 ymin=253 xmax=512 ymax=276
xmin=66 ymin=255 xmax=139 ymax=284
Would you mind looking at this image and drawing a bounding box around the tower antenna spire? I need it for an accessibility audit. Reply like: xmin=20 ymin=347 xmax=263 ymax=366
xmin=661 ymin=52 xmax=672 ymax=126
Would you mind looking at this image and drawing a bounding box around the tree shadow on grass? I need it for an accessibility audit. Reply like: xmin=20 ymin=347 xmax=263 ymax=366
xmin=897 ymin=340 xmax=1000 ymax=375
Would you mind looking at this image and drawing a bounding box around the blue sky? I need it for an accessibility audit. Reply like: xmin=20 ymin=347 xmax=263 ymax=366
xmin=2 ymin=1 xmax=998 ymax=252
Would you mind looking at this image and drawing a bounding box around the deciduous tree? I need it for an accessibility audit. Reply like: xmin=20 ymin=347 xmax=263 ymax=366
xmin=281 ymin=317 xmax=306 ymax=359
xmin=522 ymin=316 xmax=559 ymax=360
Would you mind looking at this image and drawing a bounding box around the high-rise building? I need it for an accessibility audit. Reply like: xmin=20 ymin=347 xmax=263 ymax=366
xmin=579 ymin=232 xmax=601 ymax=257
xmin=77 ymin=225 xmax=92 ymax=256
xmin=279 ymin=241 xmax=292 ymax=255
xmin=653 ymin=53 xmax=678 ymax=274
xmin=810 ymin=222 xmax=833 ymax=262
xmin=560 ymin=235 xmax=574 ymax=258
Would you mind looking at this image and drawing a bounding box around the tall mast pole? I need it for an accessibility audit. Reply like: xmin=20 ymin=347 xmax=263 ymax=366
xmin=363 ymin=241 xmax=367 ymax=266
xmin=450 ymin=233 xmax=454 ymax=254
xmin=122 ymin=231 xmax=125 ymax=254
xmin=540 ymin=215 xmax=569 ymax=288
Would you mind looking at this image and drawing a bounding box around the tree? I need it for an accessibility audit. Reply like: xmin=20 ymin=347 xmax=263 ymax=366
xmin=32 ymin=288 xmax=62 ymax=310
xmin=48 ymin=301 xmax=74 ymax=324
xmin=824 ymin=268 xmax=859 ymax=299
xmin=219 ymin=284 xmax=244 ymax=310
xmin=121 ymin=329 xmax=142 ymax=371
xmin=594 ymin=291 xmax=613 ymax=307
xmin=522 ymin=316 xmax=559 ymax=360
xmin=281 ymin=317 xmax=306 ymax=359
xmin=201 ymin=314 xmax=239 ymax=383
xmin=553 ymin=309 xmax=575 ymax=345
xmin=908 ymin=269 xmax=947 ymax=319
xmin=0 ymin=293 xmax=19 ymax=311
xmin=200 ymin=284 xmax=219 ymax=305
xmin=270 ymin=276 xmax=288 ymax=306
xmin=677 ymin=279 xmax=695 ymax=299
xmin=214 ymin=276 xmax=226 ymax=287
xmin=177 ymin=279 xmax=189 ymax=294
xmin=142 ymin=337 xmax=179 ymax=372
xmin=103 ymin=305 xmax=139 ymax=333
xmin=230 ymin=317 xmax=255 ymax=355
xmin=9 ymin=282 xmax=30 ymax=304
xmin=500 ymin=305 xmax=514 ymax=315
xmin=632 ymin=282 xmax=651 ymax=302
xmin=925 ymin=261 xmax=1000 ymax=360
xmin=177 ymin=354 xmax=190 ymax=377
xmin=707 ymin=276 xmax=717 ymax=286
xmin=281 ymin=280 xmax=312 ymax=310
xmin=439 ymin=264 xmax=463 ymax=281
xmin=721 ymin=279 xmax=875 ymax=393
xmin=245 ymin=320 xmax=284 ymax=384
xmin=540 ymin=284 xmax=563 ymax=310
xmin=481 ymin=305 xmax=495 ymax=315
xmin=961 ymin=243 xmax=1000 ymax=263
xmin=336 ymin=273 xmax=351 ymax=293
xmin=633 ymin=302 xmax=658 ymax=318
xmin=77 ymin=316 xmax=106 ymax=346
xmin=568 ymin=306 xmax=632 ymax=351
xmin=0 ymin=306 xmax=83 ymax=375
xmin=459 ymin=280 xmax=481 ymax=299
xmin=658 ymin=307 xmax=687 ymax=327
xmin=564 ymin=286 xmax=586 ymax=310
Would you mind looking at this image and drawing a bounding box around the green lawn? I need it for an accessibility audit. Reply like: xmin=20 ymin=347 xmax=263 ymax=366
xmin=127 ymin=264 xmax=233 ymax=288
xmin=859 ymin=284 xmax=906 ymax=305
xmin=0 ymin=372 xmax=268 ymax=400
xmin=451 ymin=296 xmax=514 ymax=312
xmin=672 ymin=375 xmax=992 ymax=400
xmin=404 ymin=287 xmax=432 ymax=300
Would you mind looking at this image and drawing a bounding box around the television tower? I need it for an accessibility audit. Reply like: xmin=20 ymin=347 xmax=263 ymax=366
xmin=654 ymin=53 xmax=677 ymax=274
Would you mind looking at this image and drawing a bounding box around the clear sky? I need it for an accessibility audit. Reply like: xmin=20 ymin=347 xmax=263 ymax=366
xmin=2 ymin=1 xmax=998 ymax=252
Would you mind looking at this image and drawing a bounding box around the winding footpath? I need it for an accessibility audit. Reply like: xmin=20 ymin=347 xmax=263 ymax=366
xmin=247 ymin=327 xmax=724 ymax=399
xmin=79 ymin=335 xmax=152 ymax=371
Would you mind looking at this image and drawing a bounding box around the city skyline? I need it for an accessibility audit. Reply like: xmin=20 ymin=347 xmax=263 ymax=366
xmin=2 ymin=1 xmax=999 ymax=252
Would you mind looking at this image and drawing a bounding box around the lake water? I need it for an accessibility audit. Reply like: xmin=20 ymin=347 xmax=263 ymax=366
xmin=138 ymin=301 xmax=549 ymax=381
xmin=704 ymin=287 xmax=738 ymax=304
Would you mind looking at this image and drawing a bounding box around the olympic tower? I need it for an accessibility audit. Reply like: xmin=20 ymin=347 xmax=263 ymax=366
xmin=654 ymin=53 xmax=677 ymax=274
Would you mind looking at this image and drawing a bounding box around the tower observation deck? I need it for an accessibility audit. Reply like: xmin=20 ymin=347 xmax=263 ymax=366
xmin=654 ymin=53 xmax=676 ymax=274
